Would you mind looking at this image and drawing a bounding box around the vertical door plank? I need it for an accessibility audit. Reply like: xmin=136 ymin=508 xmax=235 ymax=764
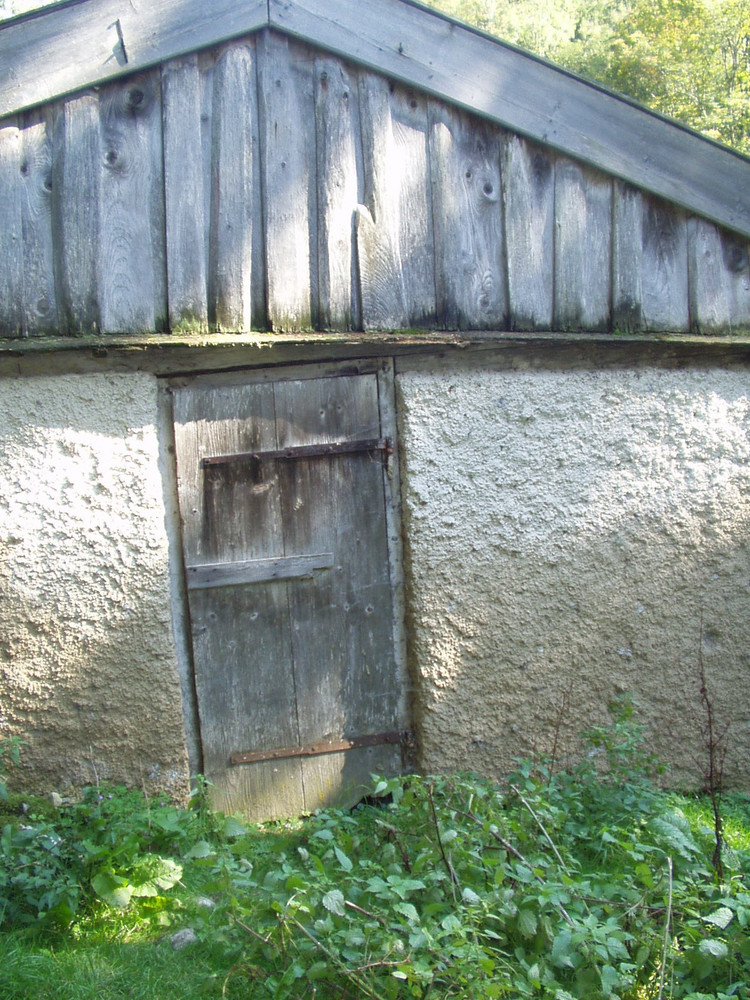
xmin=324 ymin=380 xmax=401 ymax=799
xmin=429 ymin=103 xmax=506 ymax=329
xmin=275 ymin=375 xmax=399 ymax=810
xmin=209 ymin=44 xmax=256 ymax=332
xmin=257 ymin=31 xmax=316 ymax=331
xmin=315 ymin=55 xmax=362 ymax=331
xmin=0 ymin=119 xmax=23 ymax=338
xmin=173 ymin=384 xmax=304 ymax=819
xmin=357 ymin=73 xmax=436 ymax=330
xmin=501 ymin=134 xmax=554 ymax=330
xmin=52 ymin=93 xmax=100 ymax=334
xmin=20 ymin=108 xmax=58 ymax=337
xmin=98 ymin=71 xmax=166 ymax=334
xmin=162 ymin=55 xmax=208 ymax=331
xmin=554 ymin=159 xmax=612 ymax=331
xmin=688 ymin=218 xmax=750 ymax=332
xmin=274 ymin=378 xmax=337 ymax=809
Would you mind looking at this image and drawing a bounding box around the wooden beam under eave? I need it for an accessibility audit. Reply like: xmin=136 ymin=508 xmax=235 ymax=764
xmin=0 ymin=0 xmax=267 ymax=118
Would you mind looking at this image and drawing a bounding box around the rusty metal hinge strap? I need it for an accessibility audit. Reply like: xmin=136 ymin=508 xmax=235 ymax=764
xmin=202 ymin=437 xmax=392 ymax=468
xmin=230 ymin=730 xmax=411 ymax=766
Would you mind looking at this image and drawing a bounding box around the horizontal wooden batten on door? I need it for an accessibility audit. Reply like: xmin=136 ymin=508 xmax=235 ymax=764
xmin=186 ymin=552 xmax=335 ymax=591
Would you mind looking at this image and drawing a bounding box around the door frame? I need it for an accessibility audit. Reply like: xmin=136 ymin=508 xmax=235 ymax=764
xmin=163 ymin=355 xmax=410 ymax=794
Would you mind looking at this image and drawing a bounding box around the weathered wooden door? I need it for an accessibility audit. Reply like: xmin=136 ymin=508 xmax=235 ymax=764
xmin=172 ymin=364 xmax=408 ymax=819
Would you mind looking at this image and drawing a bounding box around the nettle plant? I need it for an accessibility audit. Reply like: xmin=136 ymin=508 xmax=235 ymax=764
xmin=191 ymin=704 xmax=749 ymax=1000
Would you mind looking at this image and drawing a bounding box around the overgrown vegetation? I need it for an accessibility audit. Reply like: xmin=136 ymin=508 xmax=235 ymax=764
xmin=1 ymin=708 xmax=749 ymax=999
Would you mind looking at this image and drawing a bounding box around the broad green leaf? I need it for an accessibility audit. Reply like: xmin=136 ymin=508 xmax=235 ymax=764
xmin=518 ymin=907 xmax=538 ymax=938
xmin=387 ymin=877 xmax=425 ymax=899
xmin=441 ymin=913 xmax=462 ymax=933
xmin=321 ymin=889 xmax=346 ymax=917
xmin=91 ymin=872 xmax=133 ymax=908
xmin=550 ymin=930 xmax=575 ymax=968
xmin=334 ymin=845 xmax=353 ymax=872
xmin=395 ymin=901 xmax=420 ymax=924
xmin=462 ymin=886 xmax=481 ymax=905
xmin=306 ymin=961 xmax=329 ymax=982
xmin=698 ymin=938 xmax=729 ymax=959
xmin=635 ymin=863 xmax=654 ymax=888
xmin=600 ymin=965 xmax=620 ymax=996
xmin=186 ymin=840 xmax=215 ymax=859
xmin=223 ymin=816 xmax=247 ymax=839
xmin=312 ymin=829 xmax=334 ymax=841
xmin=703 ymin=907 xmax=733 ymax=930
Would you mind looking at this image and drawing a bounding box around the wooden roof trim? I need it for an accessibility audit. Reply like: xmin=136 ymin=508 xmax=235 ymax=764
xmin=0 ymin=0 xmax=267 ymax=117
xmin=2 ymin=0 xmax=749 ymax=239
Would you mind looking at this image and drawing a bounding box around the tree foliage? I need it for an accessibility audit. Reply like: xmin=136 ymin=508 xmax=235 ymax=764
xmin=424 ymin=0 xmax=750 ymax=154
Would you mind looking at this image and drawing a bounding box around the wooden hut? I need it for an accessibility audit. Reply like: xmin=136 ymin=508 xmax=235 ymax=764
xmin=1 ymin=0 xmax=749 ymax=819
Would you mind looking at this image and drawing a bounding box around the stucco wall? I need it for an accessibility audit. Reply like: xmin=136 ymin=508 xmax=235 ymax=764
xmin=0 ymin=373 xmax=189 ymax=799
xmin=397 ymin=364 xmax=750 ymax=788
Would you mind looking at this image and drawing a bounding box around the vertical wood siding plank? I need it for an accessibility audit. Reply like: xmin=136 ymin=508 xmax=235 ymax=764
xmin=249 ymin=48 xmax=267 ymax=332
xmin=614 ymin=182 xmax=690 ymax=333
xmin=315 ymin=55 xmax=362 ymax=331
xmin=501 ymin=135 xmax=554 ymax=330
xmin=429 ymin=102 xmax=506 ymax=329
xmin=356 ymin=75 xmax=405 ymax=330
xmin=688 ymin=218 xmax=750 ymax=332
xmin=98 ymin=71 xmax=166 ymax=334
xmin=612 ymin=182 xmax=644 ymax=333
xmin=20 ymin=109 xmax=58 ymax=337
xmin=640 ymin=197 xmax=688 ymax=332
xmin=209 ymin=44 xmax=256 ymax=332
xmin=162 ymin=55 xmax=208 ymax=331
xmin=0 ymin=119 xmax=23 ymax=337
xmin=554 ymin=159 xmax=612 ymax=332
xmin=52 ymin=93 xmax=100 ymax=334
xmin=357 ymin=73 xmax=436 ymax=330
xmin=257 ymin=31 xmax=316 ymax=331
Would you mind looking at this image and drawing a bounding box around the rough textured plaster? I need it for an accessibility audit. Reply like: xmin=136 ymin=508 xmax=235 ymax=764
xmin=0 ymin=373 xmax=189 ymax=799
xmin=397 ymin=365 xmax=750 ymax=788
